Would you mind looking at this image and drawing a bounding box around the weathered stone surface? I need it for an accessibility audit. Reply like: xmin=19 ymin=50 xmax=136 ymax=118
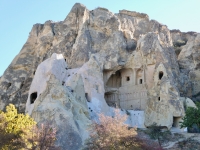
xmin=26 ymin=54 xmax=90 ymax=149
xmin=0 ymin=3 xmax=200 ymax=148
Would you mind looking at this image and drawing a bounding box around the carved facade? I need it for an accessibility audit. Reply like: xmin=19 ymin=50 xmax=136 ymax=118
xmin=104 ymin=68 xmax=148 ymax=110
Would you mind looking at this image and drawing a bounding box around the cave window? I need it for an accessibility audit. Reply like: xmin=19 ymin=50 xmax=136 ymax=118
xmin=30 ymin=92 xmax=37 ymax=104
xmin=85 ymin=93 xmax=89 ymax=102
xmin=126 ymin=76 xmax=130 ymax=81
xmin=159 ymin=71 xmax=164 ymax=80
xmin=140 ymin=79 xmax=143 ymax=84
xmin=158 ymin=97 xmax=160 ymax=101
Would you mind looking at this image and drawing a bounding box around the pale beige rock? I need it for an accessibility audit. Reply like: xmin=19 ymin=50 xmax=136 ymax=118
xmin=180 ymin=97 xmax=197 ymax=108
xmin=26 ymin=53 xmax=90 ymax=150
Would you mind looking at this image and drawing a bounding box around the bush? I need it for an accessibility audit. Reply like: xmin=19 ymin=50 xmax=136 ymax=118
xmin=180 ymin=102 xmax=200 ymax=131
xmin=30 ymin=123 xmax=58 ymax=150
xmin=0 ymin=104 xmax=58 ymax=149
xmin=84 ymin=109 xmax=162 ymax=150
xmin=0 ymin=104 xmax=36 ymax=149
xmin=0 ymin=114 xmax=25 ymax=149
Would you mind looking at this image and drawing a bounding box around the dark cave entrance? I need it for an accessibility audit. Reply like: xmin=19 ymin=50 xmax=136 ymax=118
xmin=30 ymin=92 xmax=37 ymax=104
xmin=172 ymin=117 xmax=181 ymax=127
xmin=159 ymin=71 xmax=164 ymax=80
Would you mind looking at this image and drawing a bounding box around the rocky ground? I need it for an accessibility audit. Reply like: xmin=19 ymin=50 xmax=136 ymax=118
xmin=137 ymin=129 xmax=200 ymax=150
xmin=165 ymin=133 xmax=200 ymax=150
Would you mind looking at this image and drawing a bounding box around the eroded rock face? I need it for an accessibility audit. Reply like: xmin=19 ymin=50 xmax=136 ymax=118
xmin=0 ymin=2 xmax=199 ymax=146
xmin=26 ymin=54 xmax=90 ymax=149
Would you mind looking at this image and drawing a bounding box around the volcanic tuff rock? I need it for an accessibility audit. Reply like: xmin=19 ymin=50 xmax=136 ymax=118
xmin=0 ymin=2 xmax=200 ymax=149
xmin=26 ymin=54 xmax=90 ymax=149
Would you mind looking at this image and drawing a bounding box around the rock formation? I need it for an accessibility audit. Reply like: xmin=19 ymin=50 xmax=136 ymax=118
xmin=0 ymin=3 xmax=199 ymax=149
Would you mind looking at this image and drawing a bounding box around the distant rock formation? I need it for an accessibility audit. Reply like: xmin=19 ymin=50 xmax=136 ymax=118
xmin=0 ymin=3 xmax=199 ymax=149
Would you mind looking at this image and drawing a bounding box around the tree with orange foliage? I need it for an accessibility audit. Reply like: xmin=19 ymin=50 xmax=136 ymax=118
xmin=84 ymin=109 xmax=162 ymax=150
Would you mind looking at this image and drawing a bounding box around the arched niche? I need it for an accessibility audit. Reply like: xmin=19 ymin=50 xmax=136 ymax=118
xmin=106 ymin=70 xmax=121 ymax=88
xmin=159 ymin=71 xmax=164 ymax=80
xmin=136 ymin=69 xmax=143 ymax=85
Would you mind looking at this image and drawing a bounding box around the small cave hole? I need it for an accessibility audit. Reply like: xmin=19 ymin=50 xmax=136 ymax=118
xmin=30 ymin=92 xmax=37 ymax=104
xmin=65 ymin=68 xmax=68 ymax=70
xmin=158 ymin=97 xmax=160 ymax=101
xmin=159 ymin=71 xmax=164 ymax=80
xmin=64 ymin=59 xmax=66 ymax=62
xmin=126 ymin=76 xmax=130 ymax=81
xmin=140 ymin=79 xmax=143 ymax=84
xmin=62 ymin=81 xmax=65 ymax=86
xmin=33 ymin=71 xmax=36 ymax=75
xmin=85 ymin=93 xmax=89 ymax=102
xmin=68 ymin=75 xmax=70 ymax=77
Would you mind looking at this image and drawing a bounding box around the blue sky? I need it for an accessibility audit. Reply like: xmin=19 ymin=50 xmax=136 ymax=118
xmin=0 ymin=0 xmax=200 ymax=76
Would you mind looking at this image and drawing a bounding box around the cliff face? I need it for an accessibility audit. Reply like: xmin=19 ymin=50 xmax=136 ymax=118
xmin=0 ymin=3 xmax=199 ymax=149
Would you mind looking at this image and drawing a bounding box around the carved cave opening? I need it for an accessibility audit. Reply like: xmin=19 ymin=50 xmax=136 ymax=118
xmin=158 ymin=97 xmax=160 ymax=101
xmin=126 ymin=76 xmax=130 ymax=81
xmin=30 ymin=92 xmax=37 ymax=104
xmin=85 ymin=93 xmax=90 ymax=102
xmin=104 ymin=92 xmax=118 ymax=107
xmin=159 ymin=71 xmax=164 ymax=80
xmin=172 ymin=117 xmax=181 ymax=127
xmin=136 ymin=69 xmax=143 ymax=85
xmin=106 ymin=70 xmax=121 ymax=88
xmin=140 ymin=79 xmax=143 ymax=84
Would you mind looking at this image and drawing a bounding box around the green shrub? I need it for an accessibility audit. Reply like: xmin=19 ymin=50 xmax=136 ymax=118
xmin=0 ymin=104 xmax=58 ymax=149
xmin=180 ymin=102 xmax=200 ymax=129
xmin=0 ymin=104 xmax=36 ymax=149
